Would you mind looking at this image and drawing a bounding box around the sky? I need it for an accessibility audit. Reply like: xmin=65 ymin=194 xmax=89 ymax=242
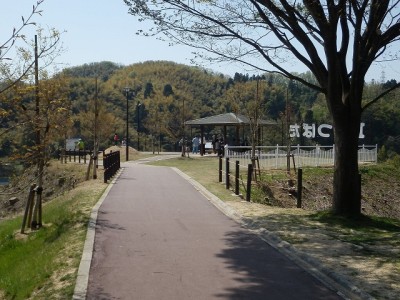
xmin=1 ymin=0 xmax=399 ymax=82
xmin=1 ymin=0 xmax=245 ymax=76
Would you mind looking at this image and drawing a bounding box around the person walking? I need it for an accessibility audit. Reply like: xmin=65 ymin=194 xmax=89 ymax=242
xmin=114 ymin=133 xmax=119 ymax=146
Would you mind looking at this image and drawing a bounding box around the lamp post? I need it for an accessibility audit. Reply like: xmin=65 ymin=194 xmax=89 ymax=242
xmin=137 ymin=101 xmax=141 ymax=151
xmin=93 ymin=77 xmax=98 ymax=179
xmin=181 ymin=97 xmax=185 ymax=157
xmin=124 ymin=87 xmax=131 ymax=161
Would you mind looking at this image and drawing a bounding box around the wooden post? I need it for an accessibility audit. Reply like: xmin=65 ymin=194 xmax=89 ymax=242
xmin=31 ymin=186 xmax=39 ymax=229
xmin=219 ymin=157 xmax=223 ymax=182
xmin=246 ymin=164 xmax=253 ymax=202
xmin=297 ymin=168 xmax=303 ymax=208
xmin=235 ymin=161 xmax=239 ymax=195
xmin=36 ymin=187 xmax=43 ymax=228
xmin=27 ymin=186 xmax=35 ymax=228
xmin=225 ymin=157 xmax=230 ymax=190
xmin=21 ymin=184 xmax=36 ymax=233
xmin=61 ymin=149 xmax=64 ymax=164
xmin=292 ymin=154 xmax=296 ymax=174
xmin=86 ymin=155 xmax=93 ymax=181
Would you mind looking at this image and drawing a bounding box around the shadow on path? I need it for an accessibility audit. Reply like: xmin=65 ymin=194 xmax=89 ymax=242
xmin=214 ymin=230 xmax=342 ymax=300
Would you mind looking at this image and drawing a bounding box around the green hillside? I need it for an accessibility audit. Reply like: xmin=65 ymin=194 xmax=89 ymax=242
xmin=1 ymin=60 xmax=399 ymax=157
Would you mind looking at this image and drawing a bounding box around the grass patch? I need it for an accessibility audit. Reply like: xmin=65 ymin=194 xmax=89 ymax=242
xmin=148 ymin=156 xmax=242 ymax=202
xmin=309 ymin=211 xmax=400 ymax=247
xmin=0 ymin=165 xmax=106 ymax=300
xmin=311 ymin=210 xmax=400 ymax=230
xmin=360 ymin=161 xmax=400 ymax=181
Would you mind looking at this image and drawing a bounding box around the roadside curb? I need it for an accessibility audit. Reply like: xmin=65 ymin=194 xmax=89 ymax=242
xmin=72 ymin=168 xmax=124 ymax=300
xmin=172 ymin=167 xmax=375 ymax=300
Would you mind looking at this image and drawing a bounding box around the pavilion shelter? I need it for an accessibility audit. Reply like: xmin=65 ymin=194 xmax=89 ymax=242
xmin=184 ymin=112 xmax=276 ymax=155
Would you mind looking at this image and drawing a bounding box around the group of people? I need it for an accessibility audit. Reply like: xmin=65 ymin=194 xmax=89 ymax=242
xmin=191 ymin=134 xmax=225 ymax=156
xmin=212 ymin=135 xmax=225 ymax=156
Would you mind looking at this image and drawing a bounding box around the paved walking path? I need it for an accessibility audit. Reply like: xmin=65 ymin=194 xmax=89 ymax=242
xmin=75 ymin=159 xmax=343 ymax=300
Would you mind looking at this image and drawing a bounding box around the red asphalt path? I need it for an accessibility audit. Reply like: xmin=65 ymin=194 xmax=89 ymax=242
xmin=85 ymin=163 xmax=343 ymax=300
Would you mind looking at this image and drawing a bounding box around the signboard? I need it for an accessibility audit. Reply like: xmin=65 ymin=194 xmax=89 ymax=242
xmin=289 ymin=123 xmax=365 ymax=139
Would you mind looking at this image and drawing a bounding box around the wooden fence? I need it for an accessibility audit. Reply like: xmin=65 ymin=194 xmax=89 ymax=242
xmin=60 ymin=149 xmax=94 ymax=164
xmin=219 ymin=156 xmax=305 ymax=205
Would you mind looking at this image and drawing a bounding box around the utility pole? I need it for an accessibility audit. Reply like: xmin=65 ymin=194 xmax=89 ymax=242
xmin=124 ymin=87 xmax=131 ymax=161
xmin=93 ymin=77 xmax=98 ymax=179
xmin=137 ymin=101 xmax=141 ymax=151
xmin=181 ymin=97 xmax=185 ymax=157
xmin=33 ymin=35 xmax=43 ymax=229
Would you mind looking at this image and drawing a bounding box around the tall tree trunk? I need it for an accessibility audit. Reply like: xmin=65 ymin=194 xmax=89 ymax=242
xmin=332 ymin=105 xmax=362 ymax=216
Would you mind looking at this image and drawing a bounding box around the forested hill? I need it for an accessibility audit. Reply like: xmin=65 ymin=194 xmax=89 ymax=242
xmin=60 ymin=60 xmax=399 ymax=155
xmin=62 ymin=61 xmax=123 ymax=81
xmin=1 ymin=60 xmax=398 ymax=157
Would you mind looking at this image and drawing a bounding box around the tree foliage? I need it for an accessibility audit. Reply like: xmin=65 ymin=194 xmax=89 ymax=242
xmin=3 ymin=57 xmax=400 ymax=182
xmin=124 ymin=0 xmax=400 ymax=216
xmin=62 ymin=61 xmax=123 ymax=81
xmin=54 ymin=61 xmax=399 ymax=154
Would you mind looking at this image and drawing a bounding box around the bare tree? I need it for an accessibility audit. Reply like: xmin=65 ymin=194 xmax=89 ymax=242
xmin=225 ymin=79 xmax=265 ymax=172
xmin=1 ymin=1 xmax=66 ymax=229
xmin=125 ymin=0 xmax=400 ymax=216
xmin=0 ymin=1 xmax=62 ymax=94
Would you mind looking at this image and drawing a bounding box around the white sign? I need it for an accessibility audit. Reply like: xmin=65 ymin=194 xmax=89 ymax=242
xmin=289 ymin=123 xmax=365 ymax=139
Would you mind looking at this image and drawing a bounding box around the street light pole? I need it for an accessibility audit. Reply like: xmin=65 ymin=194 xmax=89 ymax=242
xmin=137 ymin=102 xmax=141 ymax=151
xmin=124 ymin=87 xmax=131 ymax=161
xmin=93 ymin=77 xmax=98 ymax=179
xmin=181 ymin=97 xmax=185 ymax=157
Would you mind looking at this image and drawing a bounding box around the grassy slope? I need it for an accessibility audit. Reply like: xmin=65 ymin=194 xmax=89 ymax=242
xmin=0 ymin=162 xmax=106 ymax=300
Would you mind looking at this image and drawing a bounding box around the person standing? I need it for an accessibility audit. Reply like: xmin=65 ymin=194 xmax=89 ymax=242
xmin=192 ymin=136 xmax=200 ymax=154
xmin=78 ymin=139 xmax=85 ymax=150
xmin=212 ymin=134 xmax=217 ymax=154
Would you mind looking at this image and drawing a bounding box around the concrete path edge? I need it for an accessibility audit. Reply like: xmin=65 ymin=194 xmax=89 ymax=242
xmin=171 ymin=167 xmax=375 ymax=300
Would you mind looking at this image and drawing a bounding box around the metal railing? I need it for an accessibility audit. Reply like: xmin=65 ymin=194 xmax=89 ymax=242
xmin=104 ymin=151 xmax=120 ymax=183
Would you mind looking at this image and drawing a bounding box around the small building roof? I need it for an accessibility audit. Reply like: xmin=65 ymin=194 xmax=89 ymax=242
xmin=185 ymin=112 xmax=276 ymax=126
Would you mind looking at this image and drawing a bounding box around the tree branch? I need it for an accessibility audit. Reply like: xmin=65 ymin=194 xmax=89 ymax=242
xmin=362 ymin=82 xmax=400 ymax=112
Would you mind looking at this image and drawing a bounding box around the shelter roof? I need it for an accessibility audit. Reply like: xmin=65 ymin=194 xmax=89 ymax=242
xmin=185 ymin=112 xmax=276 ymax=126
